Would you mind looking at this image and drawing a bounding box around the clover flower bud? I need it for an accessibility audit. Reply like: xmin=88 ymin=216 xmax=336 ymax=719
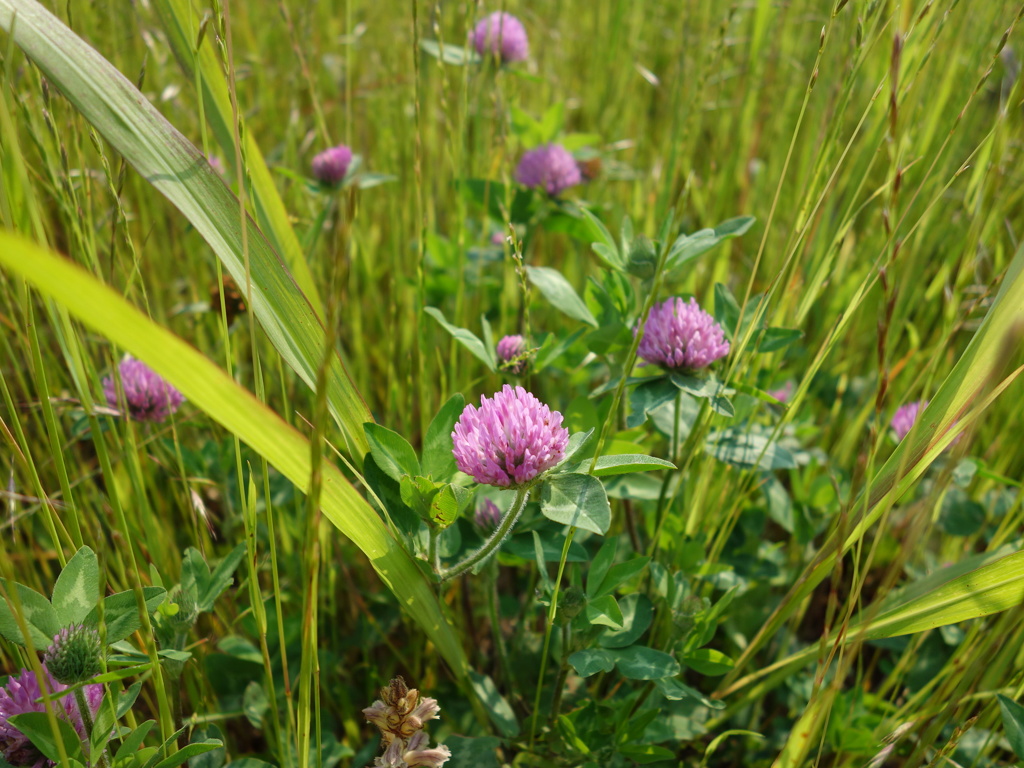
xmin=626 ymin=235 xmax=658 ymax=279
xmin=496 ymin=334 xmax=529 ymax=374
xmin=474 ymin=498 xmax=504 ymax=531
xmin=43 ymin=625 xmax=103 ymax=686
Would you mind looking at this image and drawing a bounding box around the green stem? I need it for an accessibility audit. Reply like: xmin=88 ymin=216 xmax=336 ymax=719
xmin=528 ymin=526 xmax=576 ymax=750
xmin=440 ymin=486 xmax=530 ymax=581
xmin=548 ymin=623 xmax=572 ymax=727
xmin=486 ymin=559 xmax=514 ymax=688
xmin=74 ymin=686 xmax=109 ymax=768
xmin=428 ymin=527 xmax=440 ymax=574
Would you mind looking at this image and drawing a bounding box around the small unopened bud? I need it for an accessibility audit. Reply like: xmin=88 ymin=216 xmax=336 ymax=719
xmin=474 ymin=498 xmax=503 ymax=531
xmin=626 ymin=235 xmax=658 ymax=279
xmin=168 ymin=587 xmax=199 ymax=630
xmin=43 ymin=624 xmax=103 ymax=685
xmin=496 ymin=335 xmax=530 ymax=375
xmin=559 ymin=586 xmax=587 ymax=621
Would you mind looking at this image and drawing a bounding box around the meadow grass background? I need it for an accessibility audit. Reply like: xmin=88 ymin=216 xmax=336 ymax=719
xmin=2 ymin=0 xmax=1024 ymax=766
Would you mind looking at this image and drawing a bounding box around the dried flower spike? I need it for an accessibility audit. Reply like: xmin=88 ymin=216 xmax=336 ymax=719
xmin=470 ymin=11 xmax=529 ymax=63
xmin=515 ymin=143 xmax=582 ymax=196
xmin=363 ymin=677 xmax=449 ymax=768
xmin=636 ymin=297 xmax=730 ymax=372
xmin=452 ymin=385 xmax=569 ymax=488
xmin=312 ymin=145 xmax=353 ymax=186
xmin=103 ymin=357 xmax=185 ymax=423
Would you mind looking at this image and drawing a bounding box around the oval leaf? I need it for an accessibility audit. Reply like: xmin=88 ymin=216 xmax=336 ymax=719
xmin=540 ymin=474 xmax=611 ymax=535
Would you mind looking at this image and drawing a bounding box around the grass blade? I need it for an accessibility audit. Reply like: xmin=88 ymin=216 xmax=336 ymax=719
xmin=722 ymin=241 xmax=1024 ymax=689
xmin=0 ymin=231 xmax=468 ymax=679
xmin=151 ymin=0 xmax=324 ymax=321
xmin=0 ymin=0 xmax=372 ymax=459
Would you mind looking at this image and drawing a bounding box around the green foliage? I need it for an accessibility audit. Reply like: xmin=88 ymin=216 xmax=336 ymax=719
xmin=0 ymin=0 xmax=1022 ymax=766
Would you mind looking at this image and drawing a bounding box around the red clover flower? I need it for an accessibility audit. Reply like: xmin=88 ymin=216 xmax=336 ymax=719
xmin=515 ymin=144 xmax=582 ymax=196
xmin=636 ymin=297 xmax=730 ymax=372
xmin=312 ymin=145 xmax=353 ymax=186
xmin=452 ymin=385 xmax=569 ymax=488
xmin=470 ymin=11 xmax=529 ymax=63
xmin=891 ymin=400 xmax=926 ymax=441
xmin=0 ymin=667 xmax=102 ymax=768
xmin=103 ymin=357 xmax=184 ymax=423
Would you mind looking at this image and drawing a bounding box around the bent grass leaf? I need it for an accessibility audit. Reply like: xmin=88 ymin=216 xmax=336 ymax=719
xmin=0 ymin=0 xmax=372 ymax=461
xmin=0 ymin=233 xmax=468 ymax=679
xmin=724 ymin=548 xmax=1024 ymax=698
xmin=856 ymin=549 xmax=1024 ymax=639
xmin=153 ymin=0 xmax=323 ymax=320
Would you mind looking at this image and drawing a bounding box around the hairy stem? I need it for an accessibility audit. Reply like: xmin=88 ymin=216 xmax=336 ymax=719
xmin=440 ymin=486 xmax=530 ymax=581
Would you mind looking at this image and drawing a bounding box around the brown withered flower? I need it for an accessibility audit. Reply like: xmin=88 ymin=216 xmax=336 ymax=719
xmin=363 ymin=677 xmax=449 ymax=768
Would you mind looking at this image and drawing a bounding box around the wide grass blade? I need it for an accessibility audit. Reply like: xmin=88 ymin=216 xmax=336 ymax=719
xmin=720 ymin=547 xmax=1024 ymax=698
xmin=0 ymin=0 xmax=372 ymax=459
xmin=857 ymin=549 xmax=1024 ymax=640
xmin=722 ymin=241 xmax=1024 ymax=689
xmin=0 ymin=231 xmax=468 ymax=679
xmin=151 ymin=0 xmax=324 ymax=321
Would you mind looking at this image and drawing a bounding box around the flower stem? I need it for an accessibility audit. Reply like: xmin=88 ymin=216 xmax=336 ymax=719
xmin=486 ymin=559 xmax=514 ymax=687
xmin=440 ymin=486 xmax=530 ymax=581
xmin=528 ymin=526 xmax=575 ymax=750
xmin=428 ymin=527 xmax=440 ymax=574
xmin=74 ymin=686 xmax=109 ymax=768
